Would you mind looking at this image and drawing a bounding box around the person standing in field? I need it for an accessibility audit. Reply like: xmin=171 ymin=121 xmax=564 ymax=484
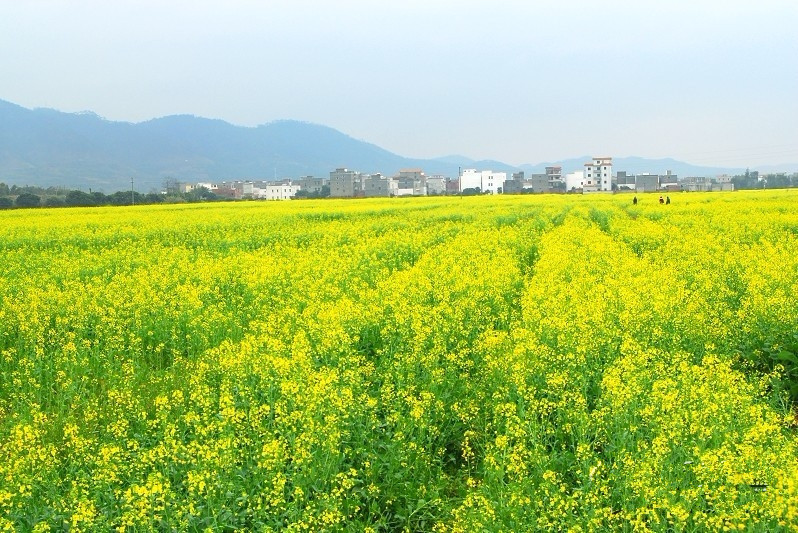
xmin=659 ymin=195 xmax=664 ymax=204
xmin=633 ymin=196 xmax=638 ymax=205
xmin=666 ymin=196 xmax=671 ymax=205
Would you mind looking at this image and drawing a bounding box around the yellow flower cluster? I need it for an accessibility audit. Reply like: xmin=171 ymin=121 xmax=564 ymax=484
xmin=0 ymin=191 xmax=796 ymax=530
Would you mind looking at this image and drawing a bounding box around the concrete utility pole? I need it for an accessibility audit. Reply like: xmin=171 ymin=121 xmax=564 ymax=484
xmin=131 ymin=178 xmax=134 ymax=205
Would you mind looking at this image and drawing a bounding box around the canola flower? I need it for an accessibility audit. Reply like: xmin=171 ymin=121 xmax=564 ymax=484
xmin=0 ymin=191 xmax=797 ymax=531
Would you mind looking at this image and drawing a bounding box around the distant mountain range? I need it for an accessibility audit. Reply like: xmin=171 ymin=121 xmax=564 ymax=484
xmin=1 ymin=98 xmax=785 ymax=192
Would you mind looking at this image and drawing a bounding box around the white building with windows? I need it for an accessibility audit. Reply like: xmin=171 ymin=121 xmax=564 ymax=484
xmin=330 ymin=168 xmax=365 ymax=197
xmin=253 ymin=183 xmax=300 ymax=200
xmin=426 ymin=175 xmax=446 ymax=195
xmin=565 ymin=171 xmax=585 ymax=192
xmin=459 ymin=169 xmax=507 ymax=194
xmin=583 ymin=157 xmax=613 ymax=192
xmin=364 ymin=173 xmax=390 ymax=197
xmin=394 ymin=169 xmax=427 ymax=196
xmin=546 ymin=166 xmax=565 ymax=192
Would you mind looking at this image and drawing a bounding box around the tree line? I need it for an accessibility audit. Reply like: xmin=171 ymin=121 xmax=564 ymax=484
xmin=0 ymin=183 xmax=236 ymax=209
xmin=731 ymin=170 xmax=796 ymax=190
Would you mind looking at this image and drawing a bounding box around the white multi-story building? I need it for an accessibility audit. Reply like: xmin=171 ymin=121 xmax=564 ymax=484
xmin=252 ymin=182 xmax=300 ymax=200
xmin=364 ymin=174 xmax=390 ymax=197
xmin=681 ymin=176 xmax=712 ymax=192
xmin=459 ymin=169 xmax=482 ymax=191
xmin=583 ymin=157 xmax=613 ymax=192
xmin=266 ymin=184 xmax=300 ymax=200
xmin=459 ymin=169 xmax=507 ymax=194
xmin=565 ymin=171 xmax=585 ymax=192
xmin=482 ymin=170 xmax=507 ymax=194
xmin=394 ymin=169 xmax=427 ymax=196
xmin=546 ymin=166 xmax=565 ymax=192
xmin=426 ymin=175 xmax=446 ymax=195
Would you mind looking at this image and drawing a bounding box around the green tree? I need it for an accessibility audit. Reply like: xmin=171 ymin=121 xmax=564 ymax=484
xmin=65 ymin=190 xmax=97 ymax=206
xmin=144 ymin=192 xmax=164 ymax=204
xmin=15 ymin=193 xmax=41 ymax=207
xmin=765 ymin=174 xmax=792 ymax=189
xmin=107 ymin=191 xmax=144 ymax=206
xmin=295 ymin=185 xmax=331 ymax=199
xmin=45 ymin=197 xmax=65 ymax=207
xmin=186 ymin=186 xmax=218 ymax=202
xmin=92 ymin=191 xmax=108 ymax=205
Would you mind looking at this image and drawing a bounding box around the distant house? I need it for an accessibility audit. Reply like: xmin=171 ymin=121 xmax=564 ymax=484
xmin=214 ymin=187 xmax=237 ymax=199
xmin=330 ymin=168 xmax=364 ymax=197
xmin=364 ymin=174 xmax=390 ymax=197
xmin=393 ymin=169 xmax=427 ymax=196
xmin=459 ymin=169 xmax=507 ymax=194
xmin=426 ymin=175 xmax=446 ymax=195
xmin=446 ymin=178 xmax=460 ymax=194
xmin=616 ymin=171 xmax=636 ymax=191
xmin=261 ymin=183 xmax=300 ymax=200
xmin=294 ymin=176 xmax=329 ymax=195
xmin=660 ymin=171 xmax=678 ymax=190
xmin=526 ymin=173 xmax=548 ymax=193
xmin=564 ymin=171 xmax=584 ymax=192
xmin=504 ymin=171 xmax=546 ymax=193
xmin=546 ymin=166 xmax=565 ymax=192
xmin=235 ymin=181 xmax=254 ymax=198
xmin=583 ymin=157 xmax=613 ymax=192
xmin=635 ymin=174 xmax=659 ymax=193
xmin=681 ymin=176 xmax=712 ymax=192
xmin=503 ymin=172 xmax=525 ymax=194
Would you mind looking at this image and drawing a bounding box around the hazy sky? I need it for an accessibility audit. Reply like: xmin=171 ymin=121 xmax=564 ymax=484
xmin=2 ymin=0 xmax=797 ymax=167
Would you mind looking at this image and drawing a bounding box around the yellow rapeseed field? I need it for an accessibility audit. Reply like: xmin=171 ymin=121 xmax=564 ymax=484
xmin=1 ymin=190 xmax=797 ymax=531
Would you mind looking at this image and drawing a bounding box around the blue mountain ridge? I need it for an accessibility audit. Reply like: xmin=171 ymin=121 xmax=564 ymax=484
xmin=0 ymin=99 xmax=757 ymax=192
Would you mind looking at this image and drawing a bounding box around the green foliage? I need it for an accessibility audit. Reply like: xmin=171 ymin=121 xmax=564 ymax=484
xmin=44 ymin=197 xmax=65 ymax=207
xmin=65 ymin=190 xmax=98 ymax=206
xmin=741 ymin=333 xmax=798 ymax=403
xmin=294 ymin=185 xmax=331 ymax=199
xmin=14 ymin=192 xmax=40 ymax=207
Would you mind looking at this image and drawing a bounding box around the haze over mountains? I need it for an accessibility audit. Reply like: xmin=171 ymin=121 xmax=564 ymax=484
xmin=0 ymin=99 xmax=766 ymax=193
